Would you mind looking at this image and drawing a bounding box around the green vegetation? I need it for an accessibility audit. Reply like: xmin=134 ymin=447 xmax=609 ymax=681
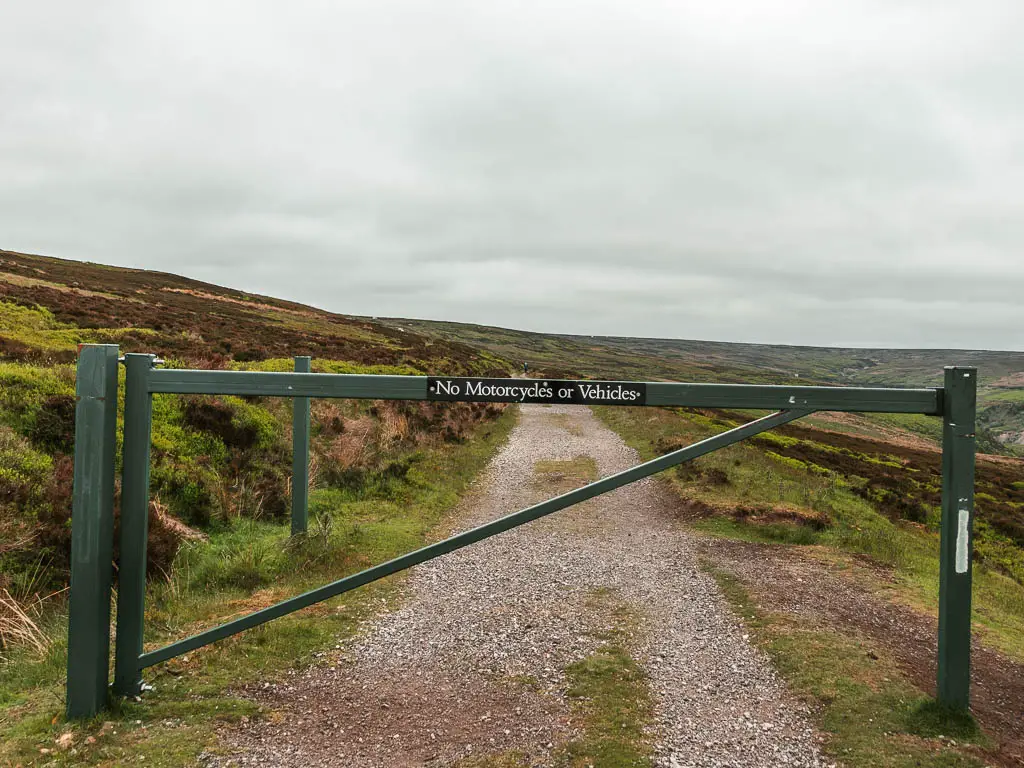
xmin=0 ymin=249 xmax=521 ymax=764
xmin=703 ymin=562 xmax=986 ymax=768
xmin=0 ymin=301 xmax=92 ymax=354
xmin=0 ymin=248 xmax=513 ymax=590
xmin=0 ymin=362 xmax=76 ymax=440
xmin=3 ymin=247 xmax=1024 ymax=764
xmin=558 ymin=589 xmax=653 ymax=767
xmin=0 ymin=407 xmax=517 ymax=766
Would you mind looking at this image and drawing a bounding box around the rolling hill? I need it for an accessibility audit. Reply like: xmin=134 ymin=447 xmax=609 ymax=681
xmin=1 ymin=248 xmax=1022 ymax=766
xmin=380 ymin=318 xmax=1024 ymax=451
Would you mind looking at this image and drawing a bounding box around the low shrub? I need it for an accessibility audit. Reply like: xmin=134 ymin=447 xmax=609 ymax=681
xmin=27 ymin=394 xmax=76 ymax=453
xmin=0 ymin=426 xmax=52 ymax=512
xmin=183 ymin=398 xmax=260 ymax=452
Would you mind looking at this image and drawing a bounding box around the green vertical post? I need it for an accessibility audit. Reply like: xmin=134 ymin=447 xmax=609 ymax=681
xmin=66 ymin=344 xmax=119 ymax=719
xmin=113 ymin=354 xmax=156 ymax=697
xmin=937 ymin=366 xmax=977 ymax=709
xmin=291 ymin=356 xmax=311 ymax=535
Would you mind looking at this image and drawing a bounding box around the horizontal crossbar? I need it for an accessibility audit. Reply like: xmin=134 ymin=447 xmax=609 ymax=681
xmin=146 ymin=369 xmax=940 ymax=414
xmin=138 ymin=407 xmax=812 ymax=668
xmin=148 ymin=370 xmax=424 ymax=399
xmin=646 ymin=382 xmax=939 ymax=414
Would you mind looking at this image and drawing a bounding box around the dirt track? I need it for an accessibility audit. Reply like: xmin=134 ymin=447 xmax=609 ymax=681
xmin=212 ymin=405 xmax=828 ymax=767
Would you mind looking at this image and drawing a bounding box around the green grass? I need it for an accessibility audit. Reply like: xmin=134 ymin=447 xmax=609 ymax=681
xmin=228 ymin=356 xmax=423 ymax=376
xmin=0 ymin=302 xmax=87 ymax=353
xmin=984 ymin=388 xmax=1024 ymax=403
xmin=869 ymin=412 xmax=945 ymax=445
xmin=557 ymin=589 xmax=653 ymax=768
xmin=0 ymin=426 xmax=53 ymax=514
xmin=594 ymin=405 xmax=1024 ymax=662
xmin=594 ymin=405 xmax=840 ymax=520
xmin=0 ymin=298 xmax=159 ymax=355
xmin=703 ymin=562 xmax=986 ymax=768
xmin=693 ymin=515 xmax=823 ymax=545
xmin=0 ymin=407 xmax=517 ymax=767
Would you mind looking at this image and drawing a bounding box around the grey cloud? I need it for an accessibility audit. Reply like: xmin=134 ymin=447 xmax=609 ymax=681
xmin=0 ymin=1 xmax=1022 ymax=348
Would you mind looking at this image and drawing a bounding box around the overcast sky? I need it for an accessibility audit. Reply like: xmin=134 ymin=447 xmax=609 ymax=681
xmin=1 ymin=2 xmax=1022 ymax=349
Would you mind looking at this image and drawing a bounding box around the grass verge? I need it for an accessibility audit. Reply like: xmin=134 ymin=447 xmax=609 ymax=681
xmin=0 ymin=407 xmax=517 ymax=767
xmin=702 ymin=560 xmax=987 ymax=768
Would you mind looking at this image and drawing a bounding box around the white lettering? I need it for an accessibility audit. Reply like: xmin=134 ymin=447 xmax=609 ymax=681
xmin=435 ymin=380 xmax=460 ymax=396
xmin=432 ymin=378 xmax=642 ymax=404
xmin=576 ymin=383 xmax=642 ymax=402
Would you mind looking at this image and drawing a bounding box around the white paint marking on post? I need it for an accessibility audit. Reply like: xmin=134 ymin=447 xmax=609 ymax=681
xmin=956 ymin=508 xmax=970 ymax=574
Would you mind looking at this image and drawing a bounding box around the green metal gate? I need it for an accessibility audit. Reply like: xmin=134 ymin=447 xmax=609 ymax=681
xmin=66 ymin=345 xmax=977 ymax=718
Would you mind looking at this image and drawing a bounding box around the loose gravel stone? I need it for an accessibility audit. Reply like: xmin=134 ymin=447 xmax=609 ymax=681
xmin=213 ymin=405 xmax=830 ymax=767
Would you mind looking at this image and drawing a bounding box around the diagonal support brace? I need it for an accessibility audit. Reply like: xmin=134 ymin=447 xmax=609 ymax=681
xmin=137 ymin=408 xmax=812 ymax=670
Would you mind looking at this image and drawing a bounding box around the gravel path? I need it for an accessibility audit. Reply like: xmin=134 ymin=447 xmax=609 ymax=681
xmin=215 ymin=405 xmax=830 ymax=767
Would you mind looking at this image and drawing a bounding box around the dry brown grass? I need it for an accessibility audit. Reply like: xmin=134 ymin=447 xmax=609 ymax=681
xmin=307 ymin=453 xmax=323 ymax=490
xmin=0 ymin=587 xmax=48 ymax=656
xmin=533 ymin=456 xmax=600 ymax=493
xmin=327 ymin=416 xmax=376 ymax=469
xmin=0 ymin=272 xmax=140 ymax=303
xmin=378 ymin=404 xmax=411 ymax=445
xmin=0 ymin=526 xmax=36 ymax=559
xmin=159 ymin=287 xmax=318 ymax=318
xmin=311 ymin=401 xmax=347 ymax=437
xmin=214 ymin=475 xmax=271 ymax=521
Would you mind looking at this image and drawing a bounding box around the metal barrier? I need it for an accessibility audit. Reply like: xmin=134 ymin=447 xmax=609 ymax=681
xmin=66 ymin=345 xmax=977 ymax=717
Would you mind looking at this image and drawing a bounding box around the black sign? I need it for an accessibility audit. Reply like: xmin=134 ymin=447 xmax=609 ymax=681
xmin=427 ymin=377 xmax=646 ymax=406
